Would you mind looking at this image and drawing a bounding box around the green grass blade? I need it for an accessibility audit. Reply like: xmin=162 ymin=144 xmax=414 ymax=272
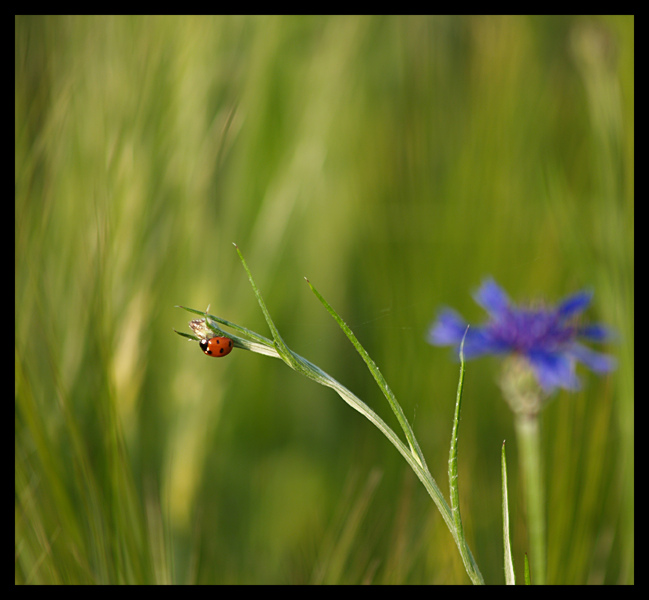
xmin=502 ymin=440 xmax=516 ymax=585
xmin=234 ymin=245 xmax=309 ymax=373
xmin=448 ymin=329 xmax=466 ymax=530
xmin=305 ymin=278 xmax=428 ymax=472
xmin=447 ymin=329 xmax=481 ymax=583
xmin=524 ymin=553 xmax=532 ymax=585
xmin=233 ymin=245 xmax=284 ymax=345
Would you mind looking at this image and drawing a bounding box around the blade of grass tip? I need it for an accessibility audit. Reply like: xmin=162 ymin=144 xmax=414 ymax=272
xmin=447 ymin=326 xmax=481 ymax=582
xmin=524 ymin=553 xmax=531 ymax=585
xmin=502 ymin=440 xmax=516 ymax=585
xmin=305 ymin=278 xmax=428 ymax=471
xmin=233 ymin=245 xmax=311 ymax=373
xmin=173 ymin=330 xmax=199 ymax=341
xmin=234 ymin=245 xmax=286 ymax=345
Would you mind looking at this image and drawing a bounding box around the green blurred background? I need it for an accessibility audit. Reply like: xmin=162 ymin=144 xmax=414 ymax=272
xmin=15 ymin=15 xmax=633 ymax=584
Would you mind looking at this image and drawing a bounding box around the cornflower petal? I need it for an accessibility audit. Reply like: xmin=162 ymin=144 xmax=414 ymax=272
xmin=578 ymin=324 xmax=615 ymax=342
xmin=473 ymin=278 xmax=510 ymax=317
xmin=428 ymin=309 xmax=468 ymax=345
xmin=527 ymin=350 xmax=580 ymax=391
xmin=569 ymin=342 xmax=618 ymax=373
xmin=557 ymin=290 xmax=593 ymax=320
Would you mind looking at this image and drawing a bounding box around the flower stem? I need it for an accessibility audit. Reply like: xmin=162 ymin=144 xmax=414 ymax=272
xmin=515 ymin=413 xmax=546 ymax=585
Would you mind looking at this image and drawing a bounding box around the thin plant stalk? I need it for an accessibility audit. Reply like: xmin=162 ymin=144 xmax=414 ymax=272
xmin=515 ymin=413 xmax=545 ymax=585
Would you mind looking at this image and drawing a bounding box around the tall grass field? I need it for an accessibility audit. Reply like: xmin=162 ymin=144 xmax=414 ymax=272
xmin=16 ymin=15 xmax=633 ymax=584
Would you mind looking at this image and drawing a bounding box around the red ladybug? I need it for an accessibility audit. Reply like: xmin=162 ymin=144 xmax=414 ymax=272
xmin=199 ymin=336 xmax=233 ymax=357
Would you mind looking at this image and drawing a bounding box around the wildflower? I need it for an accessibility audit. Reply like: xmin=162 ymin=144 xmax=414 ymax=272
xmin=428 ymin=278 xmax=616 ymax=395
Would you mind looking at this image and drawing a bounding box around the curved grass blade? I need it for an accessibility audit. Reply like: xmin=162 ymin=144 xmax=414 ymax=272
xmin=305 ymin=278 xmax=428 ymax=472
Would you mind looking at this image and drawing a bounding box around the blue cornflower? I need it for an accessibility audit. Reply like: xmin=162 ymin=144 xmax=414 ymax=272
xmin=428 ymin=278 xmax=616 ymax=393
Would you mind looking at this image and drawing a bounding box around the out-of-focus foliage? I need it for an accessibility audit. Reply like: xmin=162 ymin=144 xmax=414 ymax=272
xmin=16 ymin=16 xmax=633 ymax=584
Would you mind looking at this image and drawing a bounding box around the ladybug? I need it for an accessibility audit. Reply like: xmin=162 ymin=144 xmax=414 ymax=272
xmin=199 ymin=336 xmax=233 ymax=357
